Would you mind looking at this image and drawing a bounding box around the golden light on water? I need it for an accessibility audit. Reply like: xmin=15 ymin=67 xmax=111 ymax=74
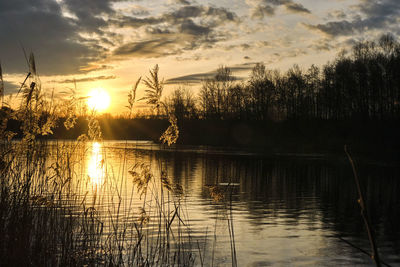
xmin=87 ymin=142 xmax=105 ymax=186
xmin=87 ymin=88 xmax=111 ymax=112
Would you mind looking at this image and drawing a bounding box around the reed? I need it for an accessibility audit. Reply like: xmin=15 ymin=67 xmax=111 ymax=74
xmin=0 ymin=58 xmax=238 ymax=266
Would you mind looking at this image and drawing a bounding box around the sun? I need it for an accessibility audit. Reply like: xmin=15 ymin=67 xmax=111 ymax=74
xmin=87 ymin=88 xmax=111 ymax=112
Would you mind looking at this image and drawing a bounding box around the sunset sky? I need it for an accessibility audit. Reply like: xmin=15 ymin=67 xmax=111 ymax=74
xmin=1 ymin=0 xmax=399 ymax=114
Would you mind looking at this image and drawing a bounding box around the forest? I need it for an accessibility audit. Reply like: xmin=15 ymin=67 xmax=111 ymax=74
xmin=165 ymin=34 xmax=400 ymax=122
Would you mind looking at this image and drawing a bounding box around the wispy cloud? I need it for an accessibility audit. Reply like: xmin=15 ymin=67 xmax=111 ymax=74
xmin=166 ymin=62 xmax=257 ymax=84
xmin=303 ymin=20 xmax=356 ymax=37
xmin=53 ymin=75 xmax=116 ymax=84
xmin=247 ymin=0 xmax=311 ymax=19
xmin=166 ymin=72 xmax=217 ymax=84
xmin=113 ymin=39 xmax=180 ymax=58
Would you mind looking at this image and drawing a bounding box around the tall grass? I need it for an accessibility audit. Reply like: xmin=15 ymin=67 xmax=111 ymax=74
xmin=0 ymin=58 xmax=192 ymax=266
xmin=0 ymin=139 xmax=199 ymax=265
xmin=0 ymin=58 xmax=237 ymax=266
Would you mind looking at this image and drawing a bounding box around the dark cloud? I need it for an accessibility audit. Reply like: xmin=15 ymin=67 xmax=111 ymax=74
xmin=167 ymin=5 xmax=204 ymax=19
xmin=114 ymin=16 xmax=163 ymax=28
xmin=305 ymin=0 xmax=400 ymax=37
xmin=358 ymin=0 xmax=400 ymax=19
xmin=173 ymin=0 xmax=191 ymax=5
xmin=251 ymin=5 xmax=275 ymax=18
xmin=203 ymin=6 xmax=238 ymax=22
xmin=0 ymin=0 xmax=109 ymax=76
xmin=166 ymin=62 xmax=257 ymax=84
xmin=303 ymin=20 xmax=356 ymax=36
xmin=62 ymin=0 xmax=114 ymax=33
xmin=113 ymin=39 xmax=179 ymax=57
xmin=53 ymin=75 xmax=116 ymax=84
xmin=166 ymin=72 xmax=216 ymax=84
xmin=79 ymin=64 xmax=113 ymax=73
xmin=180 ymin=19 xmax=211 ymax=35
xmin=249 ymin=0 xmax=310 ymax=18
xmin=284 ymin=2 xmax=310 ymax=14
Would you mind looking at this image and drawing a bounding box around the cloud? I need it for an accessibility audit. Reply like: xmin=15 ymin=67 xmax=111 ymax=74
xmin=119 ymin=4 xmax=150 ymax=16
xmin=284 ymin=2 xmax=310 ymax=14
xmin=247 ymin=0 xmax=310 ymax=18
xmin=303 ymin=20 xmax=356 ymax=37
xmin=79 ymin=64 xmax=113 ymax=73
xmin=62 ymin=0 xmax=115 ymax=33
xmin=304 ymin=0 xmax=400 ymax=37
xmin=167 ymin=5 xmax=204 ymax=19
xmin=251 ymin=5 xmax=275 ymax=18
xmin=175 ymin=54 xmax=204 ymax=61
xmin=170 ymin=0 xmax=191 ymax=5
xmin=0 ymin=1 xmax=242 ymax=76
xmin=2 ymin=81 xmax=20 ymax=95
xmin=180 ymin=19 xmax=211 ymax=35
xmin=229 ymin=62 xmax=259 ymax=72
xmin=327 ymin=10 xmax=347 ymax=20
xmin=166 ymin=62 xmax=257 ymax=84
xmin=53 ymin=75 xmax=117 ymax=84
xmin=146 ymin=26 xmax=173 ymax=35
xmin=113 ymin=16 xmax=164 ymax=28
xmin=256 ymin=41 xmax=272 ymax=48
xmin=308 ymin=39 xmax=334 ymax=51
xmin=113 ymin=39 xmax=180 ymax=58
xmin=0 ymin=0 xmax=110 ymax=76
xmin=115 ymin=5 xmax=238 ymax=28
xmin=111 ymin=4 xmax=239 ymax=59
xmin=166 ymin=72 xmax=217 ymax=84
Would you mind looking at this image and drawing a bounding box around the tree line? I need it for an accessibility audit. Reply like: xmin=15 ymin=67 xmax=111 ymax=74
xmin=166 ymin=34 xmax=400 ymax=121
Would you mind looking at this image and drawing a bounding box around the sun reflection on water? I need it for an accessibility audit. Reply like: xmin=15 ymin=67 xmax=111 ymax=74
xmin=87 ymin=142 xmax=105 ymax=186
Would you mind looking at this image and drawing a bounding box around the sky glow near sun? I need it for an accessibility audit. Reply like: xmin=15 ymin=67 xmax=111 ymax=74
xmin=0 ymin=0 xmax=399 ymax=114
xmin=87 ymin=88 xmax=111 ymax=113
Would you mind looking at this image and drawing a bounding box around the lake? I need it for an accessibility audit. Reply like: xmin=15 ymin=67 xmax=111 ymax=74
xmin=45 ymin=140 xmax=400 ymax=266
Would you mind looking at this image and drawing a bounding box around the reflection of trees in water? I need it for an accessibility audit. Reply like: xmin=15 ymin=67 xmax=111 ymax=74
xmin=154 ymin=151 xmax=400 ymax=256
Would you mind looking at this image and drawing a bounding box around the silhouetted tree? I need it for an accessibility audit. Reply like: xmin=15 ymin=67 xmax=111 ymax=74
xmin=178 ymin=34 xmax=400 ymax=122
xmin=166 ymin=87 xmax=198 ymax=120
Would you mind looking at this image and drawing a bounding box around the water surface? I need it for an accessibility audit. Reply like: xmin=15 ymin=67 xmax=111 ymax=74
xmin=49 ymin=140 xmax=400 ymax=266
